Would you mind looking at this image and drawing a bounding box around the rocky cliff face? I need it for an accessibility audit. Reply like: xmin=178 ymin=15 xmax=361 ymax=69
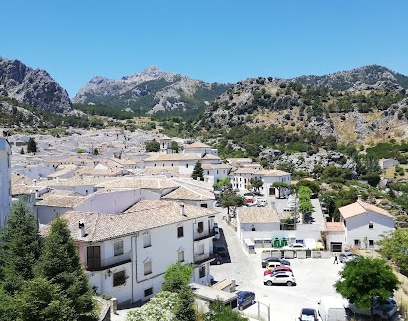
xmin=72 ymin=66 xmax=230 ymax=115
xmin=0 ymin=57 xmax=73 ymax=114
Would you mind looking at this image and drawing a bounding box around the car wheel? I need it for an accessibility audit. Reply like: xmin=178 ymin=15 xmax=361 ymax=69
xmin=344 ymin=308 xmax=352 ymax=315
xmin=239 ymin=305 xmax=243 ymax=311
xmin=286 ymin=281 xmax=293 ymax=286
xmin=216 ymin=260 xmax=221 ymax=265
xmin=266 ymin=280 xmax=273 ymax=286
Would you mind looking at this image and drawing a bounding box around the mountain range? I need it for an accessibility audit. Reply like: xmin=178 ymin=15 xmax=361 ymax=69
xmin=1 ymin=56 xmax=408 ymax=144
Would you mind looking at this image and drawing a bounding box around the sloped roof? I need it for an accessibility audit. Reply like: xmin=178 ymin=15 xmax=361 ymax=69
xmin=161 ymin=186 xmax=214 ymax=201
xmin=339 ymin=200 xmax=394 ymax=219
xmin=237 ymin=207 xmax=280 ymax=223
xmin=45 ymin=200 xmax=217 ymax=242
xmin=184 ymin=142 xmax=211 ymax=149
xmin=325 ymin=222 xmax=345 ymax=232
xmin=255 ymin=169 xmax=291 ymax=177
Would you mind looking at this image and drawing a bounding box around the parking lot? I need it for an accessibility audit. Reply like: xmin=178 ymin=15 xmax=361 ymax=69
xmin=211 ymin=209 xmax=346 ymax=320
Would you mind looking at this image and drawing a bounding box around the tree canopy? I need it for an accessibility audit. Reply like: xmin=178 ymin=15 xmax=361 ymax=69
xmin=219 ymin=191 xmax=245 ymax=218
xmin=378 ymin=229 xmax=408 ymax=275
xmin=334 ymin=257 xmax=400 ymax=310
xmin=191 ymin=161 xmax=204 ymax=181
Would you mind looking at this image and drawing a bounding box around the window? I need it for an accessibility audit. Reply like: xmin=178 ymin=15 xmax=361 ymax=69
xmin=178 ymin=250 xmax=184 ymax=262
xmin=144 ymin=287 xmax=153 ymax=297
xmin=87 ymin=246 xmax=101 ymax=269
xmin=197 ymin=222 xmax=204 ymax=233
xmin=354 ymin=239 xmax=360 ymax=246
xmin=143 ymin=234 xmax=151 ymax=248
xmin=186 ymin=164 xmax=189 ymax=168
xmin=177 ymin=226 xmax=184 ymax=238
xmin=113 ymin=270 xmax=126 ymax=287
xmin=144 ymin=261 xmax=152 ymax=275
xmin=199 ymin=266 xmax=205 ymax=278
xmin=114 ymin=240 xmax=123 ymax=256
xmin=369 ymin=222 xmax=373 ymax=229
xmin=369 ymin=240 xmax=374 ymax=247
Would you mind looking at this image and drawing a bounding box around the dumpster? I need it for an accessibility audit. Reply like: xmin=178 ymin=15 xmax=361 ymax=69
xmin=273 ymin=238 xmax=280 ymax=248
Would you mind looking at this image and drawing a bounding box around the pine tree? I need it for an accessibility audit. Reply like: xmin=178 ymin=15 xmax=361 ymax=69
xmin=36 ymin=216 xmax=94 ymax=319
xmin=26 ymin=137 xmax=37 ymax=153
xmin=0 ymin=201 xmax=42 ymax=294
xmin=191 ymin=161 xmax=204 ymax=181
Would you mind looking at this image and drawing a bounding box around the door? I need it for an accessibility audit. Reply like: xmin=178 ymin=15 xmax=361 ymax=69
xmin=330 ymin=242 xmax=342 ymax=252
xmin=87 ymin=246 xmax=101 ymax=269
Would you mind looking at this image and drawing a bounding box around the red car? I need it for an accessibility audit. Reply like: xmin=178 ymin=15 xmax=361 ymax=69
xmin=263 ymin=265 xmax=293 ymax=276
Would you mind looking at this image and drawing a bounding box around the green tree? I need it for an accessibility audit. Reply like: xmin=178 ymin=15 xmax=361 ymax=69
xmin=15 ymin=277 xmax=76 ymax=321
xmin=334 ymin=257 xmax=400 ymax=318
xmin=378 ymin=229 xmax=408 ymax=275
xmin=162 ymin=261 xmax=195 ymax=321
xmin=213 ymin=177 xmax=231 ymax=189
xmin=0 ymin=201 xmax=42 ymax=295
xmin=249 ymin=177 xmax=263 ymax=194
xmin=272 ymin=182 xmax=290 ymax=199
xmin=171 ymin=141 xmax=180 ymax=153
xmin=191 ymin=161 xmax=204 ymax=181
xmin=204 ymin=299 xmax=248 ymax=321
xmin=26 ymin=137 xmax=37 ymax=153
xmin=35 ymin=216 xmax=94 ymax=319
xmin=219 ymin=191 xmax=245 ymax=219
xmin=145 ymin=139 xmax=160 ymax=152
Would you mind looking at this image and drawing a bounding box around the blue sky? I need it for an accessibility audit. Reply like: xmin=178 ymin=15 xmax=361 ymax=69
xmin=2 ymin=1 xmax=407 ymax=98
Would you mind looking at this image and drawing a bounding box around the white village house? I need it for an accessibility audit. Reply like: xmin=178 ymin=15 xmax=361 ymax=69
xmin=47 ymin=200 xmax=217 ymax=305
xmin=338 ymin=197 xmax=395 ymax=251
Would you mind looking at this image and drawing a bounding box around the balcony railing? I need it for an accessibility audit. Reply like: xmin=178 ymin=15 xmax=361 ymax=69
xmin=193 ymin=253 xmax=214 ymax=265
xmin=87 ymin=251 xmax=131 ymax=271
xmin=194 ymin=230 xmax=215 ymax=241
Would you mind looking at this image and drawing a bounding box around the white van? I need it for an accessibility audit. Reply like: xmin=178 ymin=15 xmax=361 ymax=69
xmin=318 ymin=296 xmax=347 ymax=321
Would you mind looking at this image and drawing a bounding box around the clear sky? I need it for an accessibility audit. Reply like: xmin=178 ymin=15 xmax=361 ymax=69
xmin=2 ymin=1 xmax=407 ymax=98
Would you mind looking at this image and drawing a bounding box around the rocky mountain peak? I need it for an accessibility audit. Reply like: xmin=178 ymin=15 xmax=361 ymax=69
xmin=0 ymin=57 xmax=73 ymax=114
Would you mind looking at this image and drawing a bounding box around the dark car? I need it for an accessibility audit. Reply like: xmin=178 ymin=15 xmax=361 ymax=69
xmin=210 ymin=253 xmax=223 ymax=265
xmin=261 ymin=256 xmax=291 ymax=268
xmin=298 ymin=308 xmax=318 ymax=321
xmin=236 ymin=290 xmax=256 ymax=310
xmin=214 ymin=245 xmax=227 ymax=257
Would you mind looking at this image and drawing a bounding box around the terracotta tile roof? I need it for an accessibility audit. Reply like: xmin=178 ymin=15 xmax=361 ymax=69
xmin=35 ymin=191 xmax=89 ymax=208
xmin=232 ymin=168 xmax=258 ymax=174
xmin=325 ymin=222 xmax=345 ymax=232
xmin=161 ymin=186 xmax=214 ymax=201
xmin=184 ymin=142 xmax=211 ymax=149
xmin=339 ymin=200 xmax=394 ymax=219
xmin=95 ymin=176 xmax=179 ymax=189
xmin=255 ymin=169 xmax=291 ymax=176
xmin=144 ymin=154 xmax=200 ymax=161
xmin=48 ymin=200 xmax=218 ymax=242
xmin=237 ymin=207 xmax=280 ymax=223
xmin=201 ymin=163 xmax=232 ymax=170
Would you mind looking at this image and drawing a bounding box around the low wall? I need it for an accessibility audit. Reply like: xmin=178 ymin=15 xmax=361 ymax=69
xmin=94 ymin=296 xmax=111 ymax=321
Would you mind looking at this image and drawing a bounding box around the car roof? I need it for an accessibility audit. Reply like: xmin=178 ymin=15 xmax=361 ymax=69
xmin=301 ymin=308 xmax=316 ymax=314
xmin=237 ymin=290 xmax=254 ymax=296
xmin=263 ymin=256 xmax=280 ymax=261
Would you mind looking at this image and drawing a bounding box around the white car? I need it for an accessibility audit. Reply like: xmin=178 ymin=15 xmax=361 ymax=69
xmin=214 ymin=226 xmax=220 ymax=240
xmin=263 ymin=271 xmax=296 ymax=286
xmin=282 ymin=243 xmax=309 ymax=251
xmin=344 ymin=298 xmax=398 ymax=320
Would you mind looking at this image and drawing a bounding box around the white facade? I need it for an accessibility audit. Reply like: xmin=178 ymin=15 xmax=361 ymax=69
xmin=339 ymin=200 xmax=395 ymax=251
xmin=0 ymin=137 xmax=12 ymax=225
xmin=61 ymin=201 xmax=216 ymax=305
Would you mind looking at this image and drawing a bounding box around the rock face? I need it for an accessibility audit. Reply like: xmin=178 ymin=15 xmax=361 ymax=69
xmin=72 ymin=65 xmax=230 ymax=115
xmin=0 ymin=57 xmax=73 ymax=114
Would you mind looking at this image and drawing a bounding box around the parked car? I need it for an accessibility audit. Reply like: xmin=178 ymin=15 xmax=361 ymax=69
xmin=215 ymin=200 xmax=221 ymax=207
xmin=338 ymin=253 xmax=359 ymax=263
xmin=263 ymin=271 xmax=296 ymax=286
xmin=213 ymin=244 xmax=227 ymax=257
xmin=261 ymin=256 xmax=291 ymax=268
xmin=264 ymin=266 xmax=293 ymax=276
xmin=344 ymin=297 xmax=397 ymax=320
xmin=214 ymin=226 xmax=220 ymax=240
xmin=266 ymin=261 xmax=283 ymax=270
xmin=257 ymin=198 xmax=267 ymax=206
xmin=210 ymin=253 xmax=223 ymax=265
xmin=236 ymin=290 xmax=256 ymax=310
xmin=282 ymin=243 xmax=309 ymax=251
xmin=298 ymin=308 xmax=319 ymax=321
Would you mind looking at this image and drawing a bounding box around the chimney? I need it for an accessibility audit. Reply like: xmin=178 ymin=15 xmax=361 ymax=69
xmin=180 ymin=203 xmax=186 ymax=216
xmin=357 ymin=195 xmax=362 ymax=202
xmin=78 ymin=220 xmax=87 ymax=238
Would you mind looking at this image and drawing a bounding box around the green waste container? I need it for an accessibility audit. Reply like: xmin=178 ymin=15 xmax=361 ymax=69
xmin=280 ymin=238 xmax=288 ymax=247
xmin=273 ymin=238 xmax=280 ymax=248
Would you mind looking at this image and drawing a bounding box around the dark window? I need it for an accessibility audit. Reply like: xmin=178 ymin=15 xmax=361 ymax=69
xmin=144 ymin=287 xmax=153 ymax=297
xmin=197 ymin=222 xmax=204 ymax=233
xmin=369 ymin=240 xmax=374 ymax=246
xmin=113 ymin=270 xmax=126 ymax=287
xmin=87 ymin=246 xmax=101 ymax=269
xmin=199 ymin=266 xmax=205 ymax=278
xmin=354 ymin=239 xmax=360 ymax=246
xmin=177 ymin=226 xmax=184 ymax=238
xmin=369 ymin=222 xmax=373 ymax=229
xmin=114 ymin=240 xmax=123 ymax=256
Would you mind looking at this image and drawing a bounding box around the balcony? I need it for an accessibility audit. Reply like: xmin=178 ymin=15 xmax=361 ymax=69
xmin=193 ymin=253 xmax=214 ymax=266
xmin=194 ymin=230 xmax=215 ymax=242
xmin=87 ymin=251 xmax=131 ymax=271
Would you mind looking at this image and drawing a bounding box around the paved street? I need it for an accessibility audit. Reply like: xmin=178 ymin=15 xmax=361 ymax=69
xmin=211 ymin=207 xmax=344 ymax=321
